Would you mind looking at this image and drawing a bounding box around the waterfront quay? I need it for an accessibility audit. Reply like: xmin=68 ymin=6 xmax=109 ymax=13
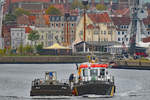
xmin=1 ymin=55 xmax=150 ymax=70
xmin=0 ymin=56 xmax=87 ymax=64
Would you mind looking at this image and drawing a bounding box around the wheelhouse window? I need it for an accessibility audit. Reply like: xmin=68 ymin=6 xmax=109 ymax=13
xmin=82 ymin=69 xmax=88 ymax=77
xmin=90 ymin=69 xmax=98 ymax=76
xmin=100 ymin=69 xmax=105 ymax=76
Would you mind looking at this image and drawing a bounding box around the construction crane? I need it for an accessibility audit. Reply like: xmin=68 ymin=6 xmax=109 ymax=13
xmin=122 ymin=0 xmax=148 ymax=57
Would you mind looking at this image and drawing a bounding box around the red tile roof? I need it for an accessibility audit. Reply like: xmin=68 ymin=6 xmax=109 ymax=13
xmin=143 ymin=37 xmax=150 ymax=43
xmin=111 ymin=17 xmax=130 ymax=26
xmin=112 ymin=8 xmax=130 ymax=17
xmin=53 ymin=4 xmax=65 ymax=14
xmin=29 ymin=15 xmax=36 ymax=24
xmin=87 ymin=24 xmax=99 ymax=29
xmin=88 ymin=12 xmax=112 ymax=23
xmin=17 ymin=15 xmax=30 ymax=25
xmin=25 ymin=27 xmax=32 ymax=33
xmin=87 ymin=24 xmax=95 ymax=29
xmin=43 ymin=15 xmax=50 ymax=25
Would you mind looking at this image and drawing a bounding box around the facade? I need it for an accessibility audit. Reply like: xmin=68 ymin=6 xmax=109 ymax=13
xmin=11 ymin=28 xmax=26 ymax=49
xmin=49 ymin=15 xmax=78 ymax=46
xmin=35 ymin=27 xmax=62 ymax=47
xmin=143 ymin=17 xmax=150 ymax=37
xmin=111 ymin=17 xmax=130 ymax=46
xmin=75 ymin=12 xmax=116 ymax=43
xmin=2 ymin=25 xmax=17 ymax=49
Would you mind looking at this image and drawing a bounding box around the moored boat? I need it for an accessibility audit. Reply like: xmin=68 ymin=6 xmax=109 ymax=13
xmin=72 ymin=55 xmax=116 ymax=97
xmin=30 ymin=71 xmax=72 ymax=96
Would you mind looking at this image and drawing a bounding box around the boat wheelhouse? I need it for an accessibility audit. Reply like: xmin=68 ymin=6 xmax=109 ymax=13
xmin=72 ymin=60 xmax=115 ymax=97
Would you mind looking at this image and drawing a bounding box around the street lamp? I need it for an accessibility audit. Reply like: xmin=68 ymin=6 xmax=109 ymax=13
xmin=64 ymin=12 xmax=70 ymax=46
xmin=82 ymin=0 xmax=88 ymax=53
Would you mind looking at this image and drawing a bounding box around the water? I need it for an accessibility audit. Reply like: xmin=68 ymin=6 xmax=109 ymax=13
xmin=0 ymin=64 xmax=150 ymax=100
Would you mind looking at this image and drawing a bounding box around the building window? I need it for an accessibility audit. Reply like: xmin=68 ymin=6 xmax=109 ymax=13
xmin=52 ymin=17 xmax=55 ymax=21
xmin=126 ymin=38 xmax=128 ymax=41
xmin=56 ymin=24 xmax=58 ymax=27
xmin=62 ymin=24 xmax=64 ymax=26
xmin=118 ymin=38 xmax=120 ymax=41
xmin=94 ymin=31 xmax=98 ymax=34
xmin=122 ymin=31 xmax=124 ymax=35
xmin=72 ymin=24 xmax=74 ymax=26
xmin=118 ymin=31 xmax=120 ymax=35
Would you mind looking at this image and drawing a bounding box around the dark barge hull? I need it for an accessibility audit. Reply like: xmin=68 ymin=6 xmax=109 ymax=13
xmin=73 ymin=81 xmax=115 ymax=96
xmin=30 ymin=84 xmax=72 ymax=96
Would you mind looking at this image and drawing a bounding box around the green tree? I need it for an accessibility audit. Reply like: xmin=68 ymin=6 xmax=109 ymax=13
xmin=24 ymin=45 xmax=33 ymax=55
xmin=35 ymin=44 xmax=43 ymax=54
xmin=45 ymin=6 xmax=61 ymax=15
xmin=28 ymin=30 xmax=40 ymax=46
xmin=4 ymin=13 xmax=16 ymax=24
xmin=14 ymin=8 xmax=30 ymax=17
xmin=71 ymin=0 xmax=90 ymax=9
xmin=96 ymin=4 xmax=107 ymax=11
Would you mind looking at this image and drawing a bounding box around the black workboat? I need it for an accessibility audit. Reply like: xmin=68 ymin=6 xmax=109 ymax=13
xmin=72 ymin=56 xmax=116 ymax=97
xmin=30 ymin=71 xmax=72 ymax=96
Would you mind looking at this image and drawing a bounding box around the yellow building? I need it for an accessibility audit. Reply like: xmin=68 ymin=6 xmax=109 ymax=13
xmin=74 ymin=12 xmax=116 ymax=43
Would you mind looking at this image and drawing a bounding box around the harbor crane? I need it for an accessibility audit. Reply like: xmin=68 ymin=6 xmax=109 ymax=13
xmin=123 ymin=0 xmax=148 ymax=57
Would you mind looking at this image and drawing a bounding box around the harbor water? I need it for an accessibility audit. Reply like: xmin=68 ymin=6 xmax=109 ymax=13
xmin=0 ymin=64 xmax=150 ymax=100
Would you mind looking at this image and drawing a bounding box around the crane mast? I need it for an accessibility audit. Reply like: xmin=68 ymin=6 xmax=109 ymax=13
xmin=128 ymin=0 xmax=148 ymax=56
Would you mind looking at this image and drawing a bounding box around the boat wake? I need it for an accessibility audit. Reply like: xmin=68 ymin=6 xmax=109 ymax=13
xmin=31 ymin=96 xmax=72 ymax=99
xmin=0 ymin=95 xmax=72 ymax=99
xmin=0 ymin=95 xmax=30 ymax=99
xmin=82 ymin=94 xmax=113 ymax=98
xmin=117 ymin=89 xmax=150 ymax=97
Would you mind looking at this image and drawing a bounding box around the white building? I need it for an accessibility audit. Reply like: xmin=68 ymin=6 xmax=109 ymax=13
xmin=36 ymin=27 xmax=64 ymax=47
xmin=11 ymin=28 xmax=26 ymax=49
xmin=111 ymin=17 xmax=130 ymax=46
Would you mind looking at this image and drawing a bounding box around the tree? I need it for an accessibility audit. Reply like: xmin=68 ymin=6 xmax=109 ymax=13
xmin=4 ymin=13 xmax=16 ymax=24
xmin=71 ymin=0 xmax=90 ymax=10
xmin=71 ymin=0 xmax=83 ymax=9
xmin=35 ymin=44 xmax=43 ymax=54
xmin=28 ymin=30 xmax=40 ymax=46
xmin=14 ymin=8 xmax=30 ymax=17
xmin=24 ymin=45 xmax=33 ymax=55
xmin=45 ymin=6 xmax=62 ymax=15
xmin=96 ymin=4 xmax=107 ymax=11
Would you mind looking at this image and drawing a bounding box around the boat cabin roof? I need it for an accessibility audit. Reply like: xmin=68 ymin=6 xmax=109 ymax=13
xmin=79 ymin=64 xmax=108 ymax=69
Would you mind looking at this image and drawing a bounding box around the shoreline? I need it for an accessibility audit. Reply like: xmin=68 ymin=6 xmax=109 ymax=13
xmin=0 ymin=56 xmax=87 ymax=64
xmin=1 ymin=56 xmax=150 ymax=70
